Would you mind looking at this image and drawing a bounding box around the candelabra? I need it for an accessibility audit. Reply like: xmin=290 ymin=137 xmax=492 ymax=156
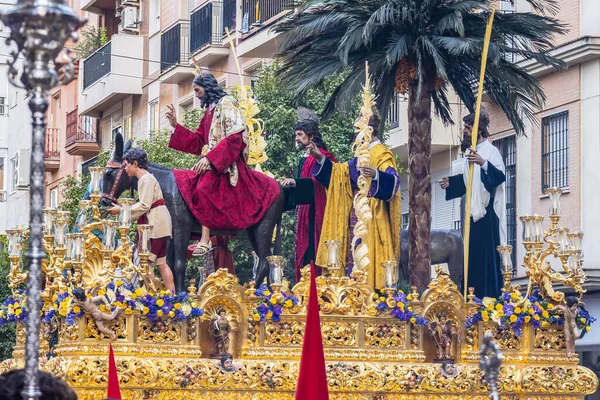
xmin=266 ymin=255 xmax=285 ymax=303
xmin=382 ymin=260 xmax=398 ymax=299
xmin=519 ymin=188 xmax=586 ymax=303
xmin=0 ymin=0 xmax=84 ymax=395
xmin=6 ymin=229 xmax=27 ymax=293
xmin=324 ymin=240 xmax=342 ymax=277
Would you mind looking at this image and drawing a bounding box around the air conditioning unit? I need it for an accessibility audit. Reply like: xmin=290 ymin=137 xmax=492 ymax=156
xmin=15 ymin=149 xmax=30 ymax=190
xmin=120 ymin=7 xmax=140 ymax=32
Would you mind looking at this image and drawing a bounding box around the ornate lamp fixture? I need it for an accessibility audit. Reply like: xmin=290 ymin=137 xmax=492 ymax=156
xmin=0 ymin=0 xmax=83 ymax=397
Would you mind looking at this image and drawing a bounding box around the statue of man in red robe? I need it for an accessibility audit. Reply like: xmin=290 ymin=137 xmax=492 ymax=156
xmin=165 ymin=72 xmax=280 ymax=255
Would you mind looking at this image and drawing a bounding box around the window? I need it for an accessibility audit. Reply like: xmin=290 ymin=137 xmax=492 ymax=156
xmin=149 ymin=100 xmax=159 ymax=134
xmin=0 ymin=97 xmax=7 ymax=116
xmin=50 ymin=188 xmax=58 ymax=208
xmin=541 ymin=111 xmax=569 ymax=191
xmin=111 ymin=126 xmax=122 ymax=142
xmin=494 ymin=135 xmax=517 ymax=274
xmin=10 ymin=154 xmax=18 ymax=193
xmin=401 ymin=213 xmax=409 ymax=230
xmin=123 ymin=116 xmax=132 ymax=140
xmin=0 ymin=156 xmax=5 ymax=201
xmin=150 ymin=0 xmax=160 ymax=33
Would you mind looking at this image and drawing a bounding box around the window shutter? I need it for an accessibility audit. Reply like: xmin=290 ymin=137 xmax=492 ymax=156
xmin=432 ymin=168 xmax=454 ymax=229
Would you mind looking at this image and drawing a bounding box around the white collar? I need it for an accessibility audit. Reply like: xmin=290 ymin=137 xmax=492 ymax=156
xmin=209 ymin=102 xmax=216 ymax=110
xmin=368 ymin=139 xmax=381 ymax=150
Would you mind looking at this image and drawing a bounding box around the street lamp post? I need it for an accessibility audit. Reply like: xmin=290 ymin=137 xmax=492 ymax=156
xmin=0 ymin=0 xmax=83 ymax=398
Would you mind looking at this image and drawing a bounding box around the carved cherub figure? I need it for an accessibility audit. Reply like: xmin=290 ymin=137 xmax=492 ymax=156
xmin=429 ymin=313 xmax=456 ymax=360
xmin=550 ymin=296 xmax=587 ymax=357
xmin=71 ymin=288 xmax=123 ymax=340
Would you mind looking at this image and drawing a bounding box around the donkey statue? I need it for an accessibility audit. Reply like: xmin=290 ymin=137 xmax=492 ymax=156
xmin=399 ymin=229 xmax=464 ymax=288
xmin=99 ymin=134 xmax=285 ymax=293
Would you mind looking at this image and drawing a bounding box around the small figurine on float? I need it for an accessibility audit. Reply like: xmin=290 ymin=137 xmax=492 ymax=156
xmin=429 ymin=312 xmax=456 ymax=361
xmin=260 ymin=367 xmax=275 ymax=389
xmin=218 ymin=354 xmax=239 ymax=373
xmin=71 ymin=288 xmax=123 ymax=340
xmin=440 ymin=361 xmax=460 ymax=378
xmin=210 ymin=307 xmax=231 ymax=358
xmin=550 ymin=296 xmax=588 ymax=357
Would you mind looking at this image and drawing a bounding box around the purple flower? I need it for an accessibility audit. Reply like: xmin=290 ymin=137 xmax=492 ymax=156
xmin=257 ymin=304 xmax=268 ymax=314
xmin=503 ymin=304 xmax=515 ymax=316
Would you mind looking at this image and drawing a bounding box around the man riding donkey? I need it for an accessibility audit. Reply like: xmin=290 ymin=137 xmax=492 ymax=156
xmin=166 ymin=72 xmax=281 ymax=260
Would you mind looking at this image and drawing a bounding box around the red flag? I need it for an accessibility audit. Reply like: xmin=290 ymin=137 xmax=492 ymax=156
xmin=295 ymin=262 xmax=329 ymax=400
xmin=107 ymin=344 xmax=122 ymax=400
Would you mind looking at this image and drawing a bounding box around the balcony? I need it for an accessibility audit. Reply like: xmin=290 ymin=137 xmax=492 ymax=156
xmin=65 ymin=108 xmax=101 ymax=158
xmin=44 ymin=128 xmax=60 ymax=171
xmin=188 ymin=2 xmax=231 ymax=66
xmin=79 ymin=35 xmax=144 ymax=118
xmin=236 ymin=0 xmax=292 ymax=58
xmin=160 ymin=22 xmax=194 ymax=84
xmin=81 ymin=0 xmax=119 ymax=14
xmin=386 ymin=94 xmax=459 ymax=160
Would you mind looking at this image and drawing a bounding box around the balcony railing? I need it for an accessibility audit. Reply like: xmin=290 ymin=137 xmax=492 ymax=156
xmin=222 ymin=0 xmax=236 ymax=35
xmin=499 ymin=9 xmax=516 ymax=63
xmin=66 ymin=108 xmax=99 ymax=146
xmin=45 ymin=128 xmax=60 ymax=171
xmin=190 ymin=2 xmax=223 ymax=53
xmin=83 ymin=42 xmax=111 ymax=90
xmin=161 ymin=22 xmax=190 ymax=72
xmin=242 ymin=0 xmax=291 ymax=29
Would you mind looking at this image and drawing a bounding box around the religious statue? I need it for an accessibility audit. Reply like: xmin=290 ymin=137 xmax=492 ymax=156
xmin=550 ymin=296 xmax=588 ymax=357
xmin=429 ymin=313 xmax=456 ymax=361
xmin=280 ymin=107 xmax=338 ymax=281
xmin=210 ymin=308 xmax=231 ymax=358
xmin=218 ymin=354 xmax=238 ymax=373
xmin=71 ymin=288 xmax=123 ymax=340
xmin=440 ymin=361 xmax=460 ymax=378
xmin=308 ymin=109 xmax=401 ymax=288
xmin=440 ymin=109 xmax=506 ymax=298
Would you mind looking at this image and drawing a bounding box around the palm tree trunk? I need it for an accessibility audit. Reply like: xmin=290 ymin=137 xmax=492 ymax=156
xmin=407 ymin=81 xmax=433 ymax=289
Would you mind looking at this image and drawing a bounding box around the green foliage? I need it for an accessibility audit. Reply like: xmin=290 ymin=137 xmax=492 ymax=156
xmin=0 ymin=236 xmax=15 ymax=360
xmin=136 ymin=130 xmax=197 ymax=170
xmin=74 ymin=26 xmax=109 ymax=60
xmin=58 ymin=150 xmax=111 ymax=227
xmin=182 ymin=108 xmax=204 ymax=130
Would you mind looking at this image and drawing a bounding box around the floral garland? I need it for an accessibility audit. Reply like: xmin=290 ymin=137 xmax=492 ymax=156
xmin=466 ymin=290 xmax=596 ymax=336
xmin=247 ymin=284 xmax=299 ymax=322
xmin=2 ymin=281 xmax=204 ymax=327
xmin=0 ymin=292 xmax=28 ymax=327
xmin=371 ymin=289 xmax=428 ymax=326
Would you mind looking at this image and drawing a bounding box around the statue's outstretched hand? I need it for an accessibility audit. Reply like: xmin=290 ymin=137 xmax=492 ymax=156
xmin=439 ymin=177 xmax=449 ymax=190
xmin=280 ymin=178 xmax=296 ymax=187
xmin=306 ymin=141 xmax=325 ymax=162
xmin=166 ymin=104 xmax=178 ymax=129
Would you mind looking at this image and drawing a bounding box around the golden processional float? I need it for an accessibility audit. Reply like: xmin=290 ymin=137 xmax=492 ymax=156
xmin=0 ymin=66 xmax=598 ymax=399
xmin=0 ymin=180 xmax=597 ymax=399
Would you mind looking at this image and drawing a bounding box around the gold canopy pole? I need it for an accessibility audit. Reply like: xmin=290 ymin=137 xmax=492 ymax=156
xmin=463 ymin=8 xmax=496 ymax=298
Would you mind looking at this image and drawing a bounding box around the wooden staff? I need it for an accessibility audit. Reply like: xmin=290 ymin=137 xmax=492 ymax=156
xmin=463 ymin=8 xmax=496 ymax=298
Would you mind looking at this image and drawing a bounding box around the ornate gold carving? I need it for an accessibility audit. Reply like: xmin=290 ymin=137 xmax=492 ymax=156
xmin=494 ymin=325 xmax=521 ymax=350
xmin=138 ymin=317 xmax=181 ymax=343
xmin=322 ymin=322 xmax=358 ymax=347
xmin=264 ymin=321 xmax=304 ymax=346
xmin=521 ymin=365 xmax=598 ymax=394
xmin=292 ymin=266 xmax=374 ymax=316
xmin=198 ymin=268 xmax=243 ymax=301
xmin=84 ymin=315 xmax=126 ymax=340
xmin=365 ymin=323 xmax=406 ymax=348
xmin=534 ymin=326 xmax=566 ymax=351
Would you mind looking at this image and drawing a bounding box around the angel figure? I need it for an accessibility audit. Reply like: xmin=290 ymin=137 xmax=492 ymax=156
xmin=550 ymin=296 xmax=587 ymax=357
xmin=71 ymin=288 xmax=123 ymax=340
xmin=429 ymin=313 xmax=456 ymax=361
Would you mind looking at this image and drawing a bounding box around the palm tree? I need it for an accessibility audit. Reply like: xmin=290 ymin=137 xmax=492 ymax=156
xmin=274 ymin=0 xmax=566 ymax=289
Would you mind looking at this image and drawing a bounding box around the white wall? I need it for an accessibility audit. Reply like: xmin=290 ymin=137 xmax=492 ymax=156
xmin=0 ymin=17 xmax=32 ymax=234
